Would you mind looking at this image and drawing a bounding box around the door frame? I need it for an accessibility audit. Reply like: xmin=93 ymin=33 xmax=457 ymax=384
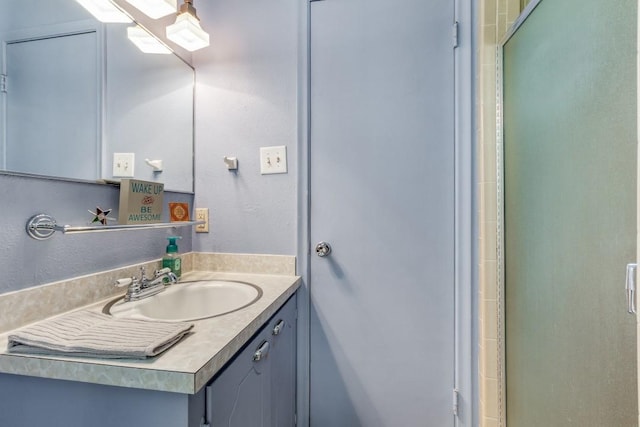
xmin=495 ymin=3 xmax=544 ymax=424
xmin=295 ymin=1 xmax=477 ymax=426
xmin=637 ymin=2 xmax=640 ymax=425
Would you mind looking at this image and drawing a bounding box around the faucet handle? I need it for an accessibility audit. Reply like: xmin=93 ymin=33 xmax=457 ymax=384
xmin=115 ymin=278 xmax=133 ymax=288
xmin=155 ymin=267 xmax=172 ymax=276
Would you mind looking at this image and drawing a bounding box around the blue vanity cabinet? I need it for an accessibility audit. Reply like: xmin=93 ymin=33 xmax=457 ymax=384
xmin=206 ymin=295 xmax=297 ymax=427
xmin=0 ymin=373 xmax=204 ymax=427
xmin=0 ymin=295 xmax=296 ymax=427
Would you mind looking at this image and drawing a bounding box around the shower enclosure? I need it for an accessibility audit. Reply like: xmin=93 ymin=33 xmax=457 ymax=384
xmin=499 ymin=0 xmax=638 ymax=425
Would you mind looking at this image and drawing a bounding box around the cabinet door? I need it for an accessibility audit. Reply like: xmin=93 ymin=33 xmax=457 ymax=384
xmin=207 ymin=328 xmax=272 ymax=427
xmin=207 ymin=296 xmax=297 ymax=427
xmin=270 ymin=297 xmax=297 ymax=427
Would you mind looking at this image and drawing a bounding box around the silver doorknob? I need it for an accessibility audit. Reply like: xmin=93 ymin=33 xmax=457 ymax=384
xmin=315 ymin=242 xmax=332 ymax=257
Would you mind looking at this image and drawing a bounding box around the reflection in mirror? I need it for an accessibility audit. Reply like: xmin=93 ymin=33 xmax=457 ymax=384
xmin=0 ymin=0 xmax=194 ymax=192
xmin=3 ymin=24 xmax=101 ymax=180
xmin=105 ymin=22 xmax=193 ymax=191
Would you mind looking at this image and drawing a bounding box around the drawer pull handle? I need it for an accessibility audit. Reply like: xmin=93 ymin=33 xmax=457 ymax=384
xmin=272 ymin=320 xmax=285 ymax=336
xmin=253 ymin=340 xmax=270 ymax=362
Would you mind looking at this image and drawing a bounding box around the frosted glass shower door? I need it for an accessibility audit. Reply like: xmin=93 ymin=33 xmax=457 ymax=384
xmin=502 ymin=0 xmax=638 ymax=425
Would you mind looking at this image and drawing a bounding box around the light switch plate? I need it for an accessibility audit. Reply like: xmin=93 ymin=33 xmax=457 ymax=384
xmin=113 ymin=153 xmax=135 ymax=177
xmin=260 ymin=146 xmax=287 ymax=175
xmin=195 ymin=208 xmax=209 ymax=233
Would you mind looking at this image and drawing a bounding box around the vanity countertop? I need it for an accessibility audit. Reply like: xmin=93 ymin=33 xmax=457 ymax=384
xmin=0 ymin=270 xmax=300 ymax=394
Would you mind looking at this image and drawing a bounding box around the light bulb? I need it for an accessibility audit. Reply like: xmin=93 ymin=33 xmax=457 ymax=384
xmin=76 ymin=0 xmax=132 ymax=23
xmin=125 ymin=0 xmax=177 ymax=19
xmin=127 ymin=25 xmax=172 ymax=54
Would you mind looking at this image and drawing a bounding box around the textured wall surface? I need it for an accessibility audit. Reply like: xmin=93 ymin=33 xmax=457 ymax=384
xmin=191 ymin=0 xmax=299 ymax=256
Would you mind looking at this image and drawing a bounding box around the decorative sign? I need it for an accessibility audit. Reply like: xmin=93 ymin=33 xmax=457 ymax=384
xmin=118 ymin=179 xmax=164 ymax=224
xmin=169 ymin=202 xmax=190 ymax=222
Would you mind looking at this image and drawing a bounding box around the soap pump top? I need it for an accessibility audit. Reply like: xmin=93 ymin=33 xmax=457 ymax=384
xmin=163 ymin=236 xmax=182 ymax=278
xmin=166 ymin=236 xmax=181 ymax=254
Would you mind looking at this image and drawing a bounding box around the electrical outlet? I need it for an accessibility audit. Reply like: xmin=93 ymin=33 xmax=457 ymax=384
xmin=195 ymin=208 xmax=209 ymax=233
xmin=260 ymin=146 xmax=287 ymax=175
xmin=113 ymin=153 xmax=135 ymax=177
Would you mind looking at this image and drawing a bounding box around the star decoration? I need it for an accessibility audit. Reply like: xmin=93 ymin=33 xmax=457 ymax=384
xmin=88 ymin=207 xmax=113 ymax=225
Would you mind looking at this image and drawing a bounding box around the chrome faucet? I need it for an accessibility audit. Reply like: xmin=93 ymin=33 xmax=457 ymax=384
xmin=115 ymin=266 xmax=178 ymax=302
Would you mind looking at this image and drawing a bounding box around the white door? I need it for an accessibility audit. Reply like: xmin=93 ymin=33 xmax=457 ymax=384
xmin=309 ymin=0 xmax=456 ymax=425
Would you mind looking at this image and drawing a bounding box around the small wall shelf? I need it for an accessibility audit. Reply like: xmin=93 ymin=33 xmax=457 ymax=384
xmin=26 ymin=213 xmax=204 ymax=240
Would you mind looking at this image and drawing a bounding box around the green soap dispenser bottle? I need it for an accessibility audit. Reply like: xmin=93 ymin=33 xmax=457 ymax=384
xmin=162 ymin=236 xmax=182 ymax=279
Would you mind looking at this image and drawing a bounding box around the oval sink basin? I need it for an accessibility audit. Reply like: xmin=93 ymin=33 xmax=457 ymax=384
xmin=104 ymin=280 xmax=262 ymax=322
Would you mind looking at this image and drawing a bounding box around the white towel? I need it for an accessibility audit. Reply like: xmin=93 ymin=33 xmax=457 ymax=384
xmin=7 ymin=310 xmax=193 ymax=359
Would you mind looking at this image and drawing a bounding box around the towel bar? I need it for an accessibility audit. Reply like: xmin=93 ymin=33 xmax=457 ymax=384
xmin=26 ymin=213 xmax=204 ymax=240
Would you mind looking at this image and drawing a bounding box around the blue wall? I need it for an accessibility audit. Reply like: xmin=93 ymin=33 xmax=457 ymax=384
xmin=192 ymin=0 xmax=299 ymax=256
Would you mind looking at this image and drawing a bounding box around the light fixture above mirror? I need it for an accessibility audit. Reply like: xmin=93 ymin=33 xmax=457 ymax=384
xmin=125 ymin=0 xmax=177 ymax=19
xmin=166 ymin=0 xmax=209 ymax=52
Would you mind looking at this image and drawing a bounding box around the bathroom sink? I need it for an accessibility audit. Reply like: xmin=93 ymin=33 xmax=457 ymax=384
xmin=104 ymin=280 xmax=263 ymax=322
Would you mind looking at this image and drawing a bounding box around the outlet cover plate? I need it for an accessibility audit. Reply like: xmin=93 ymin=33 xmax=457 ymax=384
xmin=113 ymin=153 xmax=135 ymax=177
xmin=260 ymin=146 xmax=287 ymax=175
xmin=195 ymin=208 xmax=209 ymax=233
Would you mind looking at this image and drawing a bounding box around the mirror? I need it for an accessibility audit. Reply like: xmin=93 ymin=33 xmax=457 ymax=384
xmin=0 ymin=0 xmax=194 ymax=192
